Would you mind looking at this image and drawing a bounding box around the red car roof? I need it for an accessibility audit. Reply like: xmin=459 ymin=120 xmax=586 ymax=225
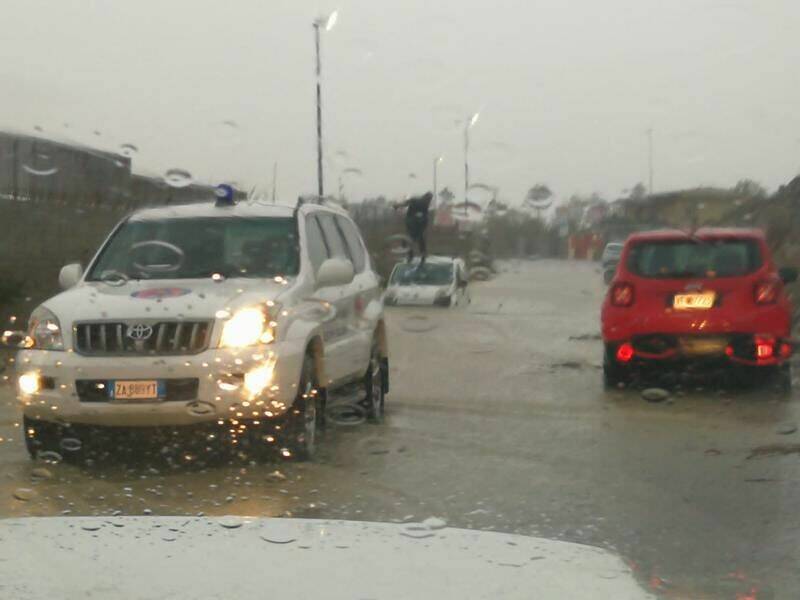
xmin=626 ymin=227 xmax=765 ymax=244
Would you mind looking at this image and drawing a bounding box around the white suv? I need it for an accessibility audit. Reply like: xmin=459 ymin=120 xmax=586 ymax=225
xmin=15 ymin=199 xmax=388 ymax=460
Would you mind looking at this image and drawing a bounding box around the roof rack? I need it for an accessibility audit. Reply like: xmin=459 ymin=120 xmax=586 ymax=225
xmin=297 ymin=194 xmax=346 ymax=208
xmin=297 ymin=194 xmax=326 ymax=206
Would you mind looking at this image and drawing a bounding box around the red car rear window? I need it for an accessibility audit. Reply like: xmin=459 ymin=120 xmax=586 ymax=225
xmin=626 ymin=239 xmax=762 ymax=279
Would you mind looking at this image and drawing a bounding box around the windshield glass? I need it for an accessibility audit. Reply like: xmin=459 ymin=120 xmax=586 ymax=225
xmin=627 ymin=239 xmax=762 ymax=278
xmin=390 ymin=263 xmax=454 ymax=286
xmin=87 ymin=217 xmax=299 ymax=280
xmin=3 ymin=2 xmax=800 ymax=599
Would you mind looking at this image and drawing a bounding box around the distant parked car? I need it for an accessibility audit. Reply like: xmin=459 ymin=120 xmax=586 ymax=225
xmin=602 ymin=242 xmax=624 ymax=283
xmin=602 ymin=242 xmax=623 ymax=267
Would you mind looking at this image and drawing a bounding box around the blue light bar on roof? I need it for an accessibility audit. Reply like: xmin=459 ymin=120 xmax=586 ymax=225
xmin=215 ymin=184 xmax=235 ymax=206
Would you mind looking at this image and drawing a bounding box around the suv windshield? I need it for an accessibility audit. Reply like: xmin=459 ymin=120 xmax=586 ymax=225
xmin=391 ymin=263 xmax=454 ymax=286
xmin=627 ymin=239 xmax=762 ymax=279
xmin=88 ymin=217 xmax=299 ymax=280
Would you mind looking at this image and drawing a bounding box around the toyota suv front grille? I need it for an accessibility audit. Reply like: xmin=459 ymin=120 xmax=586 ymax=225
xmin=73 ymin=321 xmax=212 ymax=356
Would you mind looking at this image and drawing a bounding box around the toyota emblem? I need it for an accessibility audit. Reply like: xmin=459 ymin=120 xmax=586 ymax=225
xmin=127 ymin=323 xmax=153 ymax=340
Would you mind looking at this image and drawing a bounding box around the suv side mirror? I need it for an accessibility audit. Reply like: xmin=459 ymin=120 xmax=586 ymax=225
xmin=457 ymin=279 xmax=468 ymax=288
xmin=59 ymin=263 xmax=83 ymax=289
xmin=316 ymin=258 xmax=354 ymax=289
xmin=779 ymin=266 xmax=798 ymax=284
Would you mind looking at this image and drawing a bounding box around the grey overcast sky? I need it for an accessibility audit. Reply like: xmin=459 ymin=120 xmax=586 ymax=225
xmin=1 ymin=0 xmax=799 ymax=205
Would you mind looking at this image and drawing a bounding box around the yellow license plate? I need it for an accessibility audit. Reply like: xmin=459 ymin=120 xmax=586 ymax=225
xmin=113 ymin=380 xmax=160 ymax=400
xmin=673 ymin=291 xmax=715 ymax=310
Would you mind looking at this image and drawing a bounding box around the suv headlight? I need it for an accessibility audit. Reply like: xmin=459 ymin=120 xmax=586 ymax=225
xmin=219 ymin=305 xmax=278 ymax=348
xmin=28 ymin=306 xmax=64 ymax=350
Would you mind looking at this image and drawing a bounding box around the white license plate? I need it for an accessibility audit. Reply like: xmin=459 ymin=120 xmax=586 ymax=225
xmin=112 ymin=380 xmax=161 ymax=400
xmin=679 ymin=337 xmax=728 ymax=356
xmin=673 ymin=291 xmax=715 ymax=310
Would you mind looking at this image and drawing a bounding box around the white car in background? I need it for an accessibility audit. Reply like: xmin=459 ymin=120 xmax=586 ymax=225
xmin=602 ymin=241 xmax=624 ymax=284
xmin=601 ymin=242 xmax=624 ymax=268
xmin=15 ymin=198 xmax=389 ymax=460
xmin=385 ymin=256 xmax=470 ymax=307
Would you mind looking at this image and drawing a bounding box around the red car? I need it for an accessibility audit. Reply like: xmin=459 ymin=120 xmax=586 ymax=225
xmin=601 ymin=228 xmax=797 ymax=389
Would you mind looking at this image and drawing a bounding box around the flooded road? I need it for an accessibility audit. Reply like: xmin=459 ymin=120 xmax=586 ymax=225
xmin=2 ymin=259 xmax=799 ymax=598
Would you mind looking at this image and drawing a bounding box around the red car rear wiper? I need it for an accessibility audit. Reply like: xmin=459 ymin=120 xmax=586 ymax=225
xmin=654 ymin=271 xmax=703 ymax=279
xmin=680 ymin=228 xmax=709 ymax=245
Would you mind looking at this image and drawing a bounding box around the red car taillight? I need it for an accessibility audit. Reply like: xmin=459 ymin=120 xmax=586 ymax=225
xmin=616 ymin=342 xmax=634 ymax=362
xmin=755 ymin=335 xmax=775 ymax=359
xmin=754 ymin=278 xmax=781 ymax=305
xmin=610 ymin=282 xmax=635 ymax=307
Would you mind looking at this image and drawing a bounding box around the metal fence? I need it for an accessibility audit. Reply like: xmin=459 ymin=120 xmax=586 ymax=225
xmin=0 ymin=132 xmax=227 ymax=325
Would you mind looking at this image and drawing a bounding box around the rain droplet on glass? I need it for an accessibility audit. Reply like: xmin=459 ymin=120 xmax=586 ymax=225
xmin=22 ymin=153 xmax=59 ymax=177
xmin=13 ymin=488 xmax=36 ymax=501
xmin=219 ymin=517 xmax=243 ymax=529
xmin=119 ymin=143 xmax=138 ymax=157
xmin=163 ymin=168 xmax=194 ymax=188
xmin=36 ymin=449 xmax=63 ymax=464
xmin=59 ymin=437 xmax=83 ymax=453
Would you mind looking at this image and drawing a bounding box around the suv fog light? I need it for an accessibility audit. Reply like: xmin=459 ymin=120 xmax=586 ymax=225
xmin=244 ymin=361 xmax=275 ymax=398
xmin=19 ymin=372 xmax=41 ymax=395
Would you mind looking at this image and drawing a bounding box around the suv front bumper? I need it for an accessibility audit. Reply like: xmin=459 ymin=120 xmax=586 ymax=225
xmin=15 ymin=340 xmax=306 ymax=427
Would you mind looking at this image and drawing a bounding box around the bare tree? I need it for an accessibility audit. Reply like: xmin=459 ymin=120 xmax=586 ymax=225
xmin=732 ymin=179 xmax=767 ymax=200
xmin=629 ymin=182 xmax=647 ymax=200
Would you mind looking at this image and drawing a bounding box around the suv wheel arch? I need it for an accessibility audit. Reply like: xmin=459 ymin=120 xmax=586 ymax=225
xmin=306 ymin=336 xmax=326 ymax=388
xmin=374 ymin=320 xmax=388 ymax=359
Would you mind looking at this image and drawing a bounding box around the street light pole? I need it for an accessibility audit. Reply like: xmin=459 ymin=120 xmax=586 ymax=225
xmin=463 ymin=113 xmax=479 ymax=216
xmin=271 ymin=161 xmax=277 ymax=203
xmin=463 ymin=127 xmax=469 ymax=217
xmin=314 ymin=22 xmax=324 ymax=199
xmin=647 ymin=127 xmax=654 ymax=196
xmin=312 ymin=11 xmax=338 ymax=201
xmin=433 ymin=156 xmax=442 ymax=209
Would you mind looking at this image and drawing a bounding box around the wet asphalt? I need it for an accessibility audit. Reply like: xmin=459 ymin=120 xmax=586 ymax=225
xmin=1 ymin=259 xmax=799 ymax=599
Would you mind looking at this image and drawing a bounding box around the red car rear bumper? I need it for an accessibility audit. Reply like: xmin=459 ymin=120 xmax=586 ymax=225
xmin=602 ymin=302 xmax=790 ymax=340
xmin=602 ymin=305 xmax=793 ymax=366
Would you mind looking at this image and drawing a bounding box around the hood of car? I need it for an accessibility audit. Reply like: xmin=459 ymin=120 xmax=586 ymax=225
xmin=0 ymin=517 xmax=652 ymax=600
xmin=40 ymin=278 xmax=292 ymax=324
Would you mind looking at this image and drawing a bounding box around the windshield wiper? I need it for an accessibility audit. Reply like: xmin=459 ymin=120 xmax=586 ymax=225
xmin=680 ymin=228 xmax=709 ymax=245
